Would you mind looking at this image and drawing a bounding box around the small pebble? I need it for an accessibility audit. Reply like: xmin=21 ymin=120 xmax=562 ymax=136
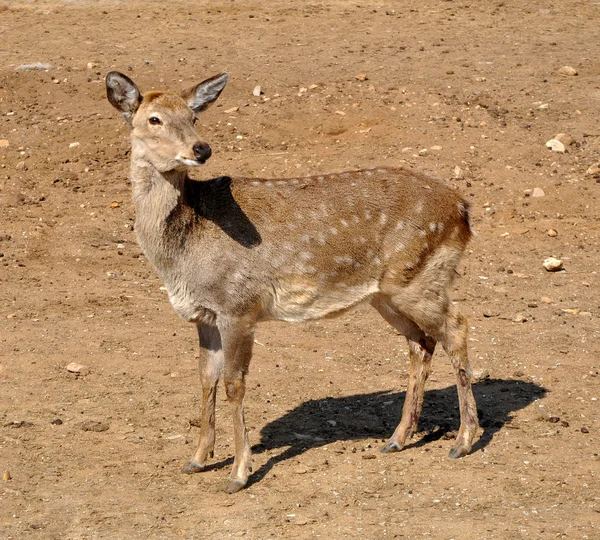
xmin=252 ymin=85 xmax=262 ymax=97
xmin=547 ymin=229 xmax=558 ymax=237
xmin=3 ymin=471 xmax=11 ymax=481
xmin=355 ymin=73 xmax=368 ymax=81
xmin=581 ymin=427 xmax=589 ymax=434
xmin=546 ymin=139 xmax=565 ymax=153
xmin=472 ymin=369 xmax=490 ymax=382
xmin=0 ymin=139 xmax=9 ymax=148
xmin=585 ymin=164 xmax=600 ymax=176
xmin=80 ymin=420 xmax=109 ymax=432
xmin=558 ymin=65 xmax=578 ymax=77
xmin=224 ymin=107 xmax=239 ymax=114
xmin=543 ymin=257 xmax=563 ymax=272
xmin=66 ymin=362 xmax=88 ymax=374
xmin=554 ymin=133 xmax=572 ymax=146
xmin=532 ymin=187 xmax=545 ymax=198
xmin=69 ymin=142 xmax=80 ymax=148
xmin=51 ymin=418 xmax=63 ymax=425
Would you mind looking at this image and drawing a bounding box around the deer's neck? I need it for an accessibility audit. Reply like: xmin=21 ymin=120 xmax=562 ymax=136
xmin=129 ymin=160 xmax=190 ymax=267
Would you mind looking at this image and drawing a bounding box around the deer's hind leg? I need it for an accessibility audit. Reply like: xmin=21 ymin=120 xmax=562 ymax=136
xmin=440 ymin=304 xmax=479 ymax=458
xmin=371 ymin=295 xmax=436 ymax=453
xmin=182 ymin=322 xmax=224 ymax=474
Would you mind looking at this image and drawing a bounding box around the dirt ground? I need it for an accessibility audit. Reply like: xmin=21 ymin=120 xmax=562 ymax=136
xmin=1 ymin=0 xmax=599 ymax=538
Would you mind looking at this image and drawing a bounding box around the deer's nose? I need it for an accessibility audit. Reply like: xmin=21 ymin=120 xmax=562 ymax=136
xmin=193 ymin=143 xmax=211 ymax=164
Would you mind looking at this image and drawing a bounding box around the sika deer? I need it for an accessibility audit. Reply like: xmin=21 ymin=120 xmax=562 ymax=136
xmin=106 ymin=71 xmax=479 ymax=493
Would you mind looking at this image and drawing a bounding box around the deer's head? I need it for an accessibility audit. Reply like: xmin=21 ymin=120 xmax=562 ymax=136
xmin=106 ymin=71 xmax=228 ymax=173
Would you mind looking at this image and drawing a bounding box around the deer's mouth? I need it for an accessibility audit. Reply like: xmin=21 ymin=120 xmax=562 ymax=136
xmin=176 ymin=155 xmax=206 ymax=167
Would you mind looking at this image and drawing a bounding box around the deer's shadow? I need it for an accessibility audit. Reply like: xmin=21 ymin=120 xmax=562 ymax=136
xmin=201 ymin=378 xmax=546 ymax=486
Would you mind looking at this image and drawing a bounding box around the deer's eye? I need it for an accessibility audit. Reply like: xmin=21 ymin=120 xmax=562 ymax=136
xmin=149 ymin=116 xmax=162 ymax=125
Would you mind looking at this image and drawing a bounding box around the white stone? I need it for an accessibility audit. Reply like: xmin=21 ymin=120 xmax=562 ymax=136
xmin=558 ymin=65 xmax=578 ymax=77
xmin=66 ymin=362 xmax=89 ymax=374
xmin=545 ymin=139 xmax=565 ymax=153
xmin=543 ymin=257 xmax=563 ymax=272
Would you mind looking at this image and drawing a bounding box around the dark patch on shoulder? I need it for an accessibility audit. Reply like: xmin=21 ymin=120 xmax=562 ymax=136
xmin=180 ymin=176 xmax=262 ymax=248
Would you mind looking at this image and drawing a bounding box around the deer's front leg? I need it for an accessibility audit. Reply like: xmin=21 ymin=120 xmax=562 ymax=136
xmin=219 ymin=317 xmax=255 ymax=494
xmin=182 ymin=322 xmax=223 ymax=474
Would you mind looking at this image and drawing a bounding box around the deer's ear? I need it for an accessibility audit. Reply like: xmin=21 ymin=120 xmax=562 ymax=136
xmin=106 ymin=71 xmax=142 ymax=125
xmin=182 ymin=73 xmax=228 ymax=114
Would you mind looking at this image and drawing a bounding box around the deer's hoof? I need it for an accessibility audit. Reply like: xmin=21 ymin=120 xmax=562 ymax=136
xmin=448 ymin=444 xmax=470 ymax=459
xmin=181 ymin=461 xmax=206 ymax=474
xmin=381 ymin=440 xmax=403 ymax=453
xmin=225 ymin=479 xmax=246 ymax=494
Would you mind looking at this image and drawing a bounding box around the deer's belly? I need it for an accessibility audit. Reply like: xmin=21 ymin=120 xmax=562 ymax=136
xmin=261 ymin=278 xmax=380 ymax=322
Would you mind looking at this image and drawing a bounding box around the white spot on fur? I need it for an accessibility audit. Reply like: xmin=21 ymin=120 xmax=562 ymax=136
xmin=359 ymin=236 xmax=368 ymax=244
xmin=317 ymin=232 xmax=326 ymax=245
xmin=252 ymin=181 xmax=261 ymax=186
xmin=300 ymin=234 xmax=310 ymax=243
xmin=340 ymin=219 xmax=349 ymax=228
xmin=374 ymin=257 xmax=381 ymax=265
xmin=352 ymin=215 xmax=360 ymax=224
xmin=334 ymin=255 xmax=354 ymax=265
xmin=429 ymin=222 xmax=437 ymax=232
xmin=265 ymin=181 xmax=274 ymax=188
xmin=330 ymin=227 xmax=338 ymax=235
xmin=380 ymin=213 xmax=387 ymax=226
xmin=299 ymin=251 xmax=313 ymax=261
xmin=365 ymin=210 xmax=372 ymax=221
xmin=318 ymin=176 xmax=325 ymax=183
xmin=395 ymin=243 xmax=405 ymax=252
xmin=395 ymin=220 xmax=405 ymax=231
xmin=365 ymin=170 xmax=373 ymax=177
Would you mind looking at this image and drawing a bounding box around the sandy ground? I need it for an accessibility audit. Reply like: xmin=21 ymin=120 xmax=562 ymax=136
xmin=1 ymin=1 xmax=599 ymax=538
